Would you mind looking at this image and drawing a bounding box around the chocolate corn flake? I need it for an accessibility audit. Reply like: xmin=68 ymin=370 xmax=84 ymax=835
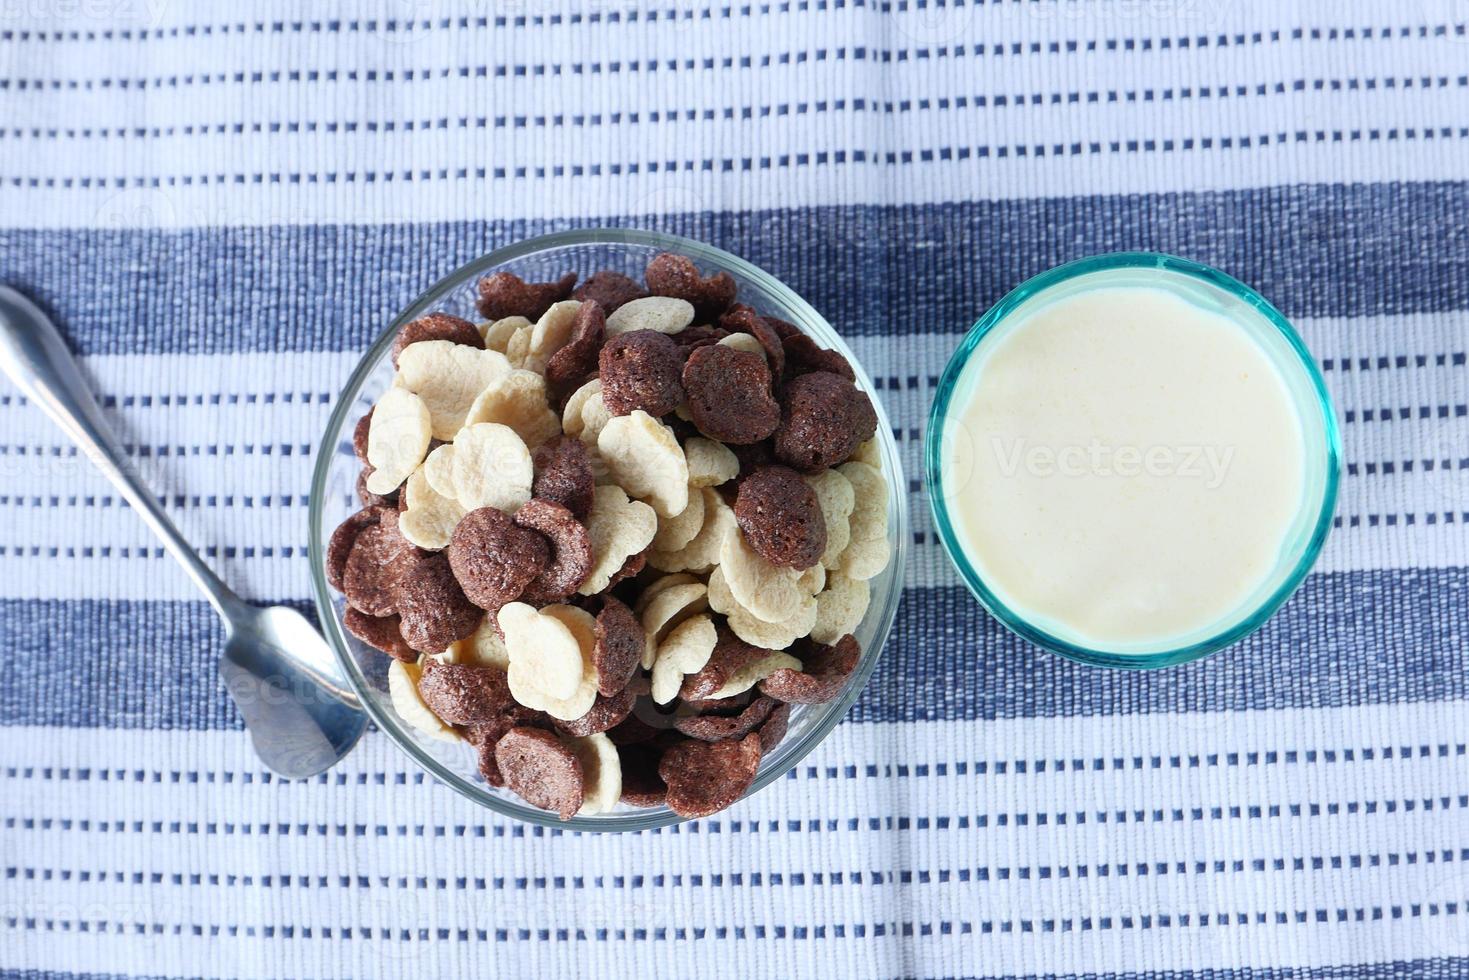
xmin=599 ymin=329 xmax=685 ymax=417
xmin=734 ymin=465 xmax=827 ymax=570
xmin=592 ymin=595 xmax=644 ymax=697
xmin=447 ymin=507 xmax=551 ymax=611
xmin=617 ymin=742 xmax=669 ymax=807
xmin=718 ymin=304 xmax=786 ymax=377
xmin=772 ymin=371 xmax=877 ymax=472
xmin=758 ymin=633 xmax=861 ymax=705
xmin=327 ymin=506 xmax=385 ymax=593
xmin=476 ymin=271 xmax=578 ymax=321
xmin=343 ymin=607 xmax=416 ymax=662
xmin=758 ymin=702 xmax=792 ymax=752
xmin=395 ymin=551 xmax=484 ymax=653
xmin=782 ymin=332 xmax=854 ymax=382
xmin=605 ymin=547 xmax=648 ymax=592
xmin=496 ymin=728 xmax=581 ymax=822
xmin=554 ymin=687 xmax=636 ymax=738
xmin=658 ymin=732 xmax=762 ymax=819
xmin=573 ymin=270 xmax=648 ymax=314
xmin=644 ymin=252 xmax=737 ymax=321
xmin=417 ymin=658 xmax=516 ymax=726
xmin=495 ymin=727 xmax=584 ymax=820
xmin=670 ymin=323 xmax=730 ymax=354
xmin=512 ymin=499 xmax=594 ymax=604
xmin=465 ymin=706 xmax=553 ymax=787
xmin=352 ymin=408 xmax=374 ymax=462
xmin=674 ymin=694 xmax=778 ymax=742
xmin=392 ymin=312 xmax=484 ymax=367
xmin=531 ymin=436 xmax=595 ymax=522
xmin=544 ymin=300 xmax=606 ymax=393
xmin=341 ymin=510 xmax=411 ymax=616
xmin=681 ymin=344 xmax=781 ymax=445
xmin=678 ymin=627 xmax=770 ymax=702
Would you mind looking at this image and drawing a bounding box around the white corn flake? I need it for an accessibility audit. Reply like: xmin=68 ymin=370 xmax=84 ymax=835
xmin=398 ymin=468 xmax=468 ymax=551
xmin=510 ymin=605 xmax=600 ymax=722
xmin=578 ymin=389 xmax=613 ymax=446
xmin=421 ymin=443 xmax=459 ymax=498
xmin=364 ymin=387 xmax=432 ymax=495
xmin=634 ymin=573 xmax=701 ymax=613
xmin=717 ymin=332 xmax=764 ymax=358
xmin=811 ymin=572 xmax=871 ymax=646
xmin=720 ymin=525 xmax=804 ymax=623
xmin=504 ymin=323 xmax=533 ymax=369
xmin=708 ymin=566 xmax=816 ymax=650
xmin=397 ymin=340 xmax=512 ymax=440
xmin=805 ymin=468 xmax=856 ymax=570
xmin=482 ymin=316 xmax=530 ymax=353
xmin=500 ymin=601 xmax=586 ymax=703
xmin=578 ymin=484 xmax=658 ymax=596
xmin=650 ymin=613 xmax=717 ymax=705
xmin=464 ymin=369 xmax=560 ymax=448
xmin=569 ymin=732 xmax=622 ymax=816
xmin=605 ymin=296 xmax=694 ymax=336
xmin=647 ymin=487 xmax=734 ymax=574
xmin=836 ymin=461 xmax=891 ymax=581
xmin=684 ymin=437 xmax=740 ymax=488
xmin=523 ymin=300 xmax=585 ymax=375
xmin=561 ymin=378 xmax=601 ymax=439
xmin=652 ymin=486 xmax=705 ymax=553
xmin=637 ymin=580 xmax=709 ymax=669
xmin=598 ymin=411 xmax=690 ymax=518
xmin=443 ymin=617 xmax=511 ymax=670
xmin=850 ymin=436 xmax=882 ymax=467
xmin=450 ymin=422 xmax=533 ymax=513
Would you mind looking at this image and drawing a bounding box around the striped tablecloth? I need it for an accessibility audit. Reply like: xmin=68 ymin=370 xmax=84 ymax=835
xmin=2 ymin=2 xmax=1467 ymax=977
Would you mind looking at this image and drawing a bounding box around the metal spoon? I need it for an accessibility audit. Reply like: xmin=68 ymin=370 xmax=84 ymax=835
xmin=0 ymin=286 xmax=366 ymax=778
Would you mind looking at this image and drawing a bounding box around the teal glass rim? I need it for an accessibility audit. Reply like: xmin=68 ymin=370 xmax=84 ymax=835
xmin=924 ymin=251 xmax=1343 ymax=670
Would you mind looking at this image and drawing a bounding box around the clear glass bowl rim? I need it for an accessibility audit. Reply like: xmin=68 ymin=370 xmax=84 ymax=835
xmin=924 ymin=250 xmax=1342 ymax=670
xmin=308 ymin=227 xmax=909 ymax=831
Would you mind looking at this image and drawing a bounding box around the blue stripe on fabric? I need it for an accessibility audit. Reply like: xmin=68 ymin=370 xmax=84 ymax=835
xmin=7 ymin=843 xmax=1467 ymax=889
xmin=10 ymin=128 xmax=1469 ymax=188
xmin=963 ymin=965 xmax=1469 ymax=980
xmin=8 ymin=75 xmax=1469 ymax=145
xmin=1 ymin=11 xmax=1457 ymax=44
xmin=7 ymin=961 xmax=1469 ymax=979
xmin=4 ymin=568 xmax=1466 ymax=730
xmin=1 ymin=182 xmax=1467 ymax=357
xmin=12 ymin=24 xmax=1467 ymax=89
xmin=0 ymin=975 xmax=194 ymax=980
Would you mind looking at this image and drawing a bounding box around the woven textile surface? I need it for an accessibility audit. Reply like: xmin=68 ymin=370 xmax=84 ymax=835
xmin=1 ymin=1 xmax=1467 ymax=976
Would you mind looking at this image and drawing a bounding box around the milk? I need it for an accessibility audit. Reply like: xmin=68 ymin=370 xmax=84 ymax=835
xmin=940 ymin=282 xmax=1308 ymax=652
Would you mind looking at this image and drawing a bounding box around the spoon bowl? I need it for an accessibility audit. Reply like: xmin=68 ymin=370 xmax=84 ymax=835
xmin=0 ymin=285 xmax=367 ymax=778
xmin=218 ymin=605 xmax=368 ymax=779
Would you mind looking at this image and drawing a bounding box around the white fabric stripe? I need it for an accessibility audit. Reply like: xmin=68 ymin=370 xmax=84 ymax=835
xmin=2 ymin=701 xmax=1467 ymax=978
xmin=1 ymin=1 xmax=1466 ymax=227
xmin=0 ymin=311 xmax=1462 ymax=601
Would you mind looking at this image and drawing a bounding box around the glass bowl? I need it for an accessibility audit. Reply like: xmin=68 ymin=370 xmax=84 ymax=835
xmin=925 ymin=252 xmax=1341 ymax=669
xmin=309 ymin=229 xmax=908 ymax=830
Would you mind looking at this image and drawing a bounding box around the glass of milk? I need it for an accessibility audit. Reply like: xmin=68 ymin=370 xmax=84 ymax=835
xmin=926 ymin=252 xmax=1341 ymax=668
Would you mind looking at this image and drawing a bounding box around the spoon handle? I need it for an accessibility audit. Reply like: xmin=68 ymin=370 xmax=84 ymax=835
xmin=0 ymin=287 xmax=246 ymax=621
